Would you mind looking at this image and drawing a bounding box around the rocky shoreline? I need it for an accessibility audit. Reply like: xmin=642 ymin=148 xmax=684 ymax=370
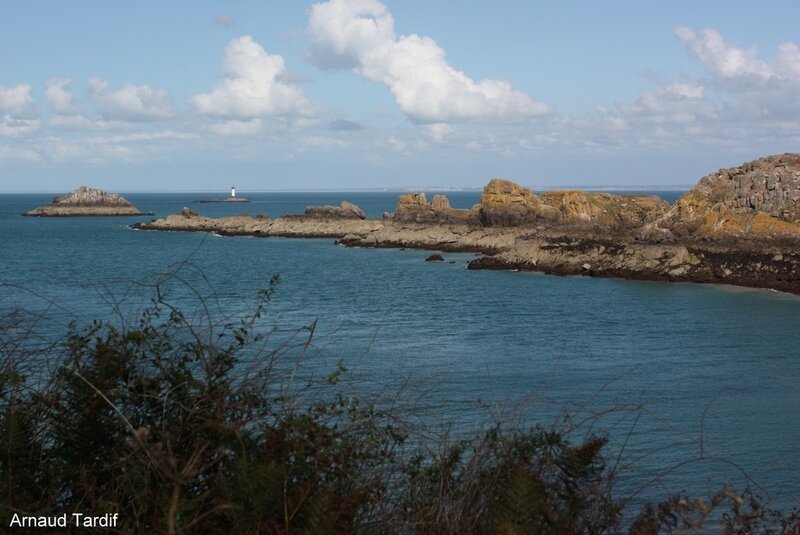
xmin=24 ymin=186 xmax=150 ymax=217
xmin=133 ymin=154 xmax=800 ymax=295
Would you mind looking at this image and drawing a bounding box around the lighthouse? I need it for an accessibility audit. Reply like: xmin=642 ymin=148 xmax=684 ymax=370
xmin=230 ymin=186 xmax=236 ymax=198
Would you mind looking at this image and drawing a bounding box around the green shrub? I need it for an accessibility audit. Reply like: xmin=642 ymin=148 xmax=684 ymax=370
xmin=1 ymin=276 xmax=798 ymax=533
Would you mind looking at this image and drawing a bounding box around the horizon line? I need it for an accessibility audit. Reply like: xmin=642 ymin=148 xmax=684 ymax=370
xmin=0 ymin=184 xmax=694 ymax=194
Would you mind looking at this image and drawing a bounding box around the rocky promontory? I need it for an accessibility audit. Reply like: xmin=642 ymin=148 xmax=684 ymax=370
xmin=24 ymin=186 xmax=148 ymax=217
xmin=646 ymin=153 xmax=800 ymax=244
xmin=133 ymin=154 xmax=800 ymax=294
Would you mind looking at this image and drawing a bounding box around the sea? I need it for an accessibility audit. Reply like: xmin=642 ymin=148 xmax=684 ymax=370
xmin=1 ymin=190 xmax=799 ymax=512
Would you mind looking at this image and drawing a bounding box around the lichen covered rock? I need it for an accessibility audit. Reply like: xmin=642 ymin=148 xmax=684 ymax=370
xmin=477 ymin=179 xmax=667 ymax=230
xmin=477 ymin=179 xmax=545 ymax=226
xmin=659 ymin=153 xmax=800 ymax=242
xmin=391 ymin=193 xmax=471 ymax=223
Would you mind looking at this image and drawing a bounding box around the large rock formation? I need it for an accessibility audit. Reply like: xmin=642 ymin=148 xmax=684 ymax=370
xmin=391 ymin=192 xmax=471 ymax=223
xmin=476 ymin=179 xmax=553 ymax=226
xmin=476 ymin=179 xmax=668 ymax=230
xmin=539 ymin=191 xmax=668 ymax=229
xmin=24 ymin=186 xmax=146 ymax=216
xmin=655 ymin=153 xmax=800 ymax=242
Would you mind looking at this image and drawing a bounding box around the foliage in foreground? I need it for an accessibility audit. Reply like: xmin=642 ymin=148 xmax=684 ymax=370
xmin=0 ymin=280 xmax=798 ymax=534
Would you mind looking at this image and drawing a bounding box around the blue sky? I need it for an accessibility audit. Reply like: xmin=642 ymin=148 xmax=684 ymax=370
xmin=1 ymin=0 xmax=799 ymax=192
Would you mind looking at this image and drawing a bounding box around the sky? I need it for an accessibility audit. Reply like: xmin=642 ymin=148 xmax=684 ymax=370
xmin=1 ymin=0 xmax=799 ymax=192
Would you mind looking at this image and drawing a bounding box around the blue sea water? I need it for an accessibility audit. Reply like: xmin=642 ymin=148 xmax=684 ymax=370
xmin=1 ymin=190 xmax=799 ymax=511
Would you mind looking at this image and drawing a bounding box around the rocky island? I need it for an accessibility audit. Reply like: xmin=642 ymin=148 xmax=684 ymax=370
xmin=24 ymin=186 xmax=149 ymax=217
xmin=134 ymin=154 xmax=800 ymax=294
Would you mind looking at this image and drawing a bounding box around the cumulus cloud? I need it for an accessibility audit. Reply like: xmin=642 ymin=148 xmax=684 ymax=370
xmin=0 ymin=84 xmax=39 ymax=118
xmin=191 ymin=35 xmax=317 ymax=120
xmin=675 ymin=27 xmax=773 ymax=80
xmin=0 ymin=84 xmax=41 ymax=137
xmin=0 ymin=117 xmax=41 ymax=138
xmin=776 ymin=42 xmax=800 ymax=80
xmin=425 ymin=123 xmax=455 ymax=142
xmin=591 ymin=80 xmax=716 ymax=139
xmin=45 ymin=78 xmax=82 ymax=115
xmin=307 ymin=0 xmax=551 ymax=124
xmin=672 ymin=27 xmax=800 ymax=123
xmin=88 ymin=78 xmax=175 ymax=121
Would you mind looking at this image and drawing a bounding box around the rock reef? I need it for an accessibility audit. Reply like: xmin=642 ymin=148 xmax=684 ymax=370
xmin=24 ymin=186 xmax=148 ymax=217
xmin=134 ymin=154 xmax=800 ymax=294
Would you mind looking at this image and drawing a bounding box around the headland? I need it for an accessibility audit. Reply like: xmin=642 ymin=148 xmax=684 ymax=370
xmin=134 ymin=154 xmax=800 ymax=294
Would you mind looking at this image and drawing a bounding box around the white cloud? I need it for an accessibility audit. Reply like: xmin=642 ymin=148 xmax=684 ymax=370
xmin=45 ymin=78 xmax=82 ymax=115
xmin=776 ymin=42 xmax=800 ymax=81
xmin=0 ymin=145 xmax=42 ymax=164
xmin=307 ymin=0 xmax=551 ymax=124
xmin=425 ymin=123 xmax=454 ymax=142
xmin=674 ymin=26 xmax=800 ymax=85
xmin=210 ymin=119 xmax=264 ymax=136
xmin=675 ymin=27 xmax=773 ymax=80
xmin=0 ymin=84 xmax=39 ymax=119
xmin=0 ymin=84 xmax=40 ymax=136
xmin=661 ymin=81 xmax=704 ymax=100
xmin=47 ymin=114 xmax=131 ymax=131
xmin=387 ymin=135 xmax=405 ymax=152
xmin=672 ymin=27 xmax=800 ymax=123
xmin=88 ymin=78 xmax=175 ymax=121
xmin=81 ymin=131 xmax=198 ymax=144
xmin=191 ymin=35 xmax=317 ymax=120
xmin=0 ymin=116 xmax=41 ymax=138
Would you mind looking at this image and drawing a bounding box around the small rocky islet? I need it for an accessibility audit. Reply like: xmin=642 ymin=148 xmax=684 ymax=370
xmin=135 ymin=153 xmax=800 ymax=294
xmin=23 ymin=186 xmax=149 ymax=217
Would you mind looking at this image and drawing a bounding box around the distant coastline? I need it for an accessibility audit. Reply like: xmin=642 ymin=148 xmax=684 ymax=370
xmin=0 ymin=185 xmax=693 ymax=195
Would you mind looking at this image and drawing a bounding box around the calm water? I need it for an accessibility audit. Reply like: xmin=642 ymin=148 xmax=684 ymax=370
xmin=1 ymin=191 xmax=799 ymax=510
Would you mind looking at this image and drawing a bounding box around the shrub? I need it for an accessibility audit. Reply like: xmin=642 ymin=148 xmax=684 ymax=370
xmin=1 ymin=276 xmax=798 ymax=533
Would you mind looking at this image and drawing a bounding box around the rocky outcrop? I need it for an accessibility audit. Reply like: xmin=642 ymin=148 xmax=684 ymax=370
xmin=24 ymin=186 xmax=147 ymax=216
xmin=475 ymin=180 xmax=668 ymax=230
xmin=134 ymin=209 xmax=379 ymax=238
xmin=132 ymin=156 xmax=800 ymax=294
xmin=539 ymin=191 xmax=668 ymax=230
xmin=391 ymin=193 xmax=472 ymax=223
xmin=476 ymin=179 xmax=551 ymax=226
xmin=303 ymin=201 xmax=366 ymax=220
xmin=654 ymin=153 xmax=800 ymax=243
